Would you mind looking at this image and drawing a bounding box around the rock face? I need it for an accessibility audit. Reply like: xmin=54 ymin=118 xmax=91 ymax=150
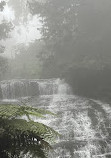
xmin=0 ymin=86 xmax=3 ymax=99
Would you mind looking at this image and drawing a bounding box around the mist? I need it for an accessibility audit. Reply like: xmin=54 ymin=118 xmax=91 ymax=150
xmin=0 ymin=0 xmax=111 ymax=158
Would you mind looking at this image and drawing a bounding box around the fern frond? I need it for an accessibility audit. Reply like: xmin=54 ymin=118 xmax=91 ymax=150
xmin=0 ymin=104 xmax=55 ymax=120
xmin=0 ymin=104 xmax=59 ymax=158
xmin=2 ymin=118 xmax=59 ymax=142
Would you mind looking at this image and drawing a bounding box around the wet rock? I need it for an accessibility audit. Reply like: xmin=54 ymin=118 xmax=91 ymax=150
xmin=0 ymin=85 xmax=3 ymax=99
xmin=28 ymin=81 xmax=39 ymax=96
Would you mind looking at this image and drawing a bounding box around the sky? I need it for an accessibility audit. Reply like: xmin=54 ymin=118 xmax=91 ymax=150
xmin=0 ymin=0 xmax=41 ymax=58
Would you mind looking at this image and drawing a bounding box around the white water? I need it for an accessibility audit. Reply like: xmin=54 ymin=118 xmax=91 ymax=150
xmin=0 ymin=78 xmax=111 ymax=158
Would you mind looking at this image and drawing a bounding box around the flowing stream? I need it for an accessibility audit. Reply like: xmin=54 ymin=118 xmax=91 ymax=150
xmin=0 ymin=78 xmax=111 ymax=158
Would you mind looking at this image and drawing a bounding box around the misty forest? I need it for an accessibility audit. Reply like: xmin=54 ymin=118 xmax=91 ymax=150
xmin=0 ymin=0 xmax=111 ymax=158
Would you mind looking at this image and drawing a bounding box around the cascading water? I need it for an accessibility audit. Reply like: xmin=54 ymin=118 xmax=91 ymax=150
xmin=0 ymin=79 xmax=59 ymax=100
xmin=0 ymin=78 xmax=111 ymax=158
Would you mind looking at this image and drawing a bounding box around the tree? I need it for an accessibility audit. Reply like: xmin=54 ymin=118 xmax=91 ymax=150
xmin=28 ymin=0 xmax=111 ymax=71
xmin=9 ymin=41 xmax=45 ymax=79
xmin=28 ymin=0 xmax=80 ymax=78
xmin=0 ymin=1 xmax=14 ymax=53
xmin=0 ymin=104 xmax=59 ymax=158
xmin=0 ymin=1 xmax=13 ymax=40
xmin=28 ymin=0 xmax=111 ymax=100
xmin=0 ymin=1 xmax=6 ymax=11
xmin=28 ymin=0 xmax=79 ymax=41
xmin=0 ymin=22 xmax=14 ymax=41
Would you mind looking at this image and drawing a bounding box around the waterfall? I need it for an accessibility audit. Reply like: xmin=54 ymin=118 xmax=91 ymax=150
xmin=0 ymin=78 xmax=111 ymax=158
xmin=0 ymin=79 xmax=72 ymax=100
xmin=0 ymin=79 xmax=39 ymax=100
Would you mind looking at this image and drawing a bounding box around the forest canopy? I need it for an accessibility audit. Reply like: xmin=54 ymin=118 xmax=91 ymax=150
xmin=0 ymin=0 xmax=111 ymax=99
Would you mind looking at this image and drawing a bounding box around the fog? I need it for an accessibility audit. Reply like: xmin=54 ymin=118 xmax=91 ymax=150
xmin=0 ymin=0 xmax=111 ymax=157
xmin=0 ymin=0 xmax=110 ymax=99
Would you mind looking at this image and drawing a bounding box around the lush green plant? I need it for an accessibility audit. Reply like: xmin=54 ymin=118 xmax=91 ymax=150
xmin=0 ymin=104 xmax=59 ymax=158
xmin=0 ymin=1 xmax=6 ymax=12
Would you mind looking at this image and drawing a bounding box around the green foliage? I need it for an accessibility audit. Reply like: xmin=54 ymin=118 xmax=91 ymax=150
xmin=0 ymin=45 xmax=5 ymax=54
xmin=28 ymin=0 xmax=80 ymax=78
xmin=28 ymin=0 xmax=77 ymax=41
xmin=28 ymin=0 xmax=111 ymax=72
xmin=0 ymin=1 xmax=6 ymax=11
xmin=0 ymin=104 xmax=55 ymax=119
xmin=0 ymin=22 xmax=14 ymax=40
xmin=0 ymin=104 xmax=59 ymax=158
xmin=28 ymin=0 xmax=111 ymax=100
